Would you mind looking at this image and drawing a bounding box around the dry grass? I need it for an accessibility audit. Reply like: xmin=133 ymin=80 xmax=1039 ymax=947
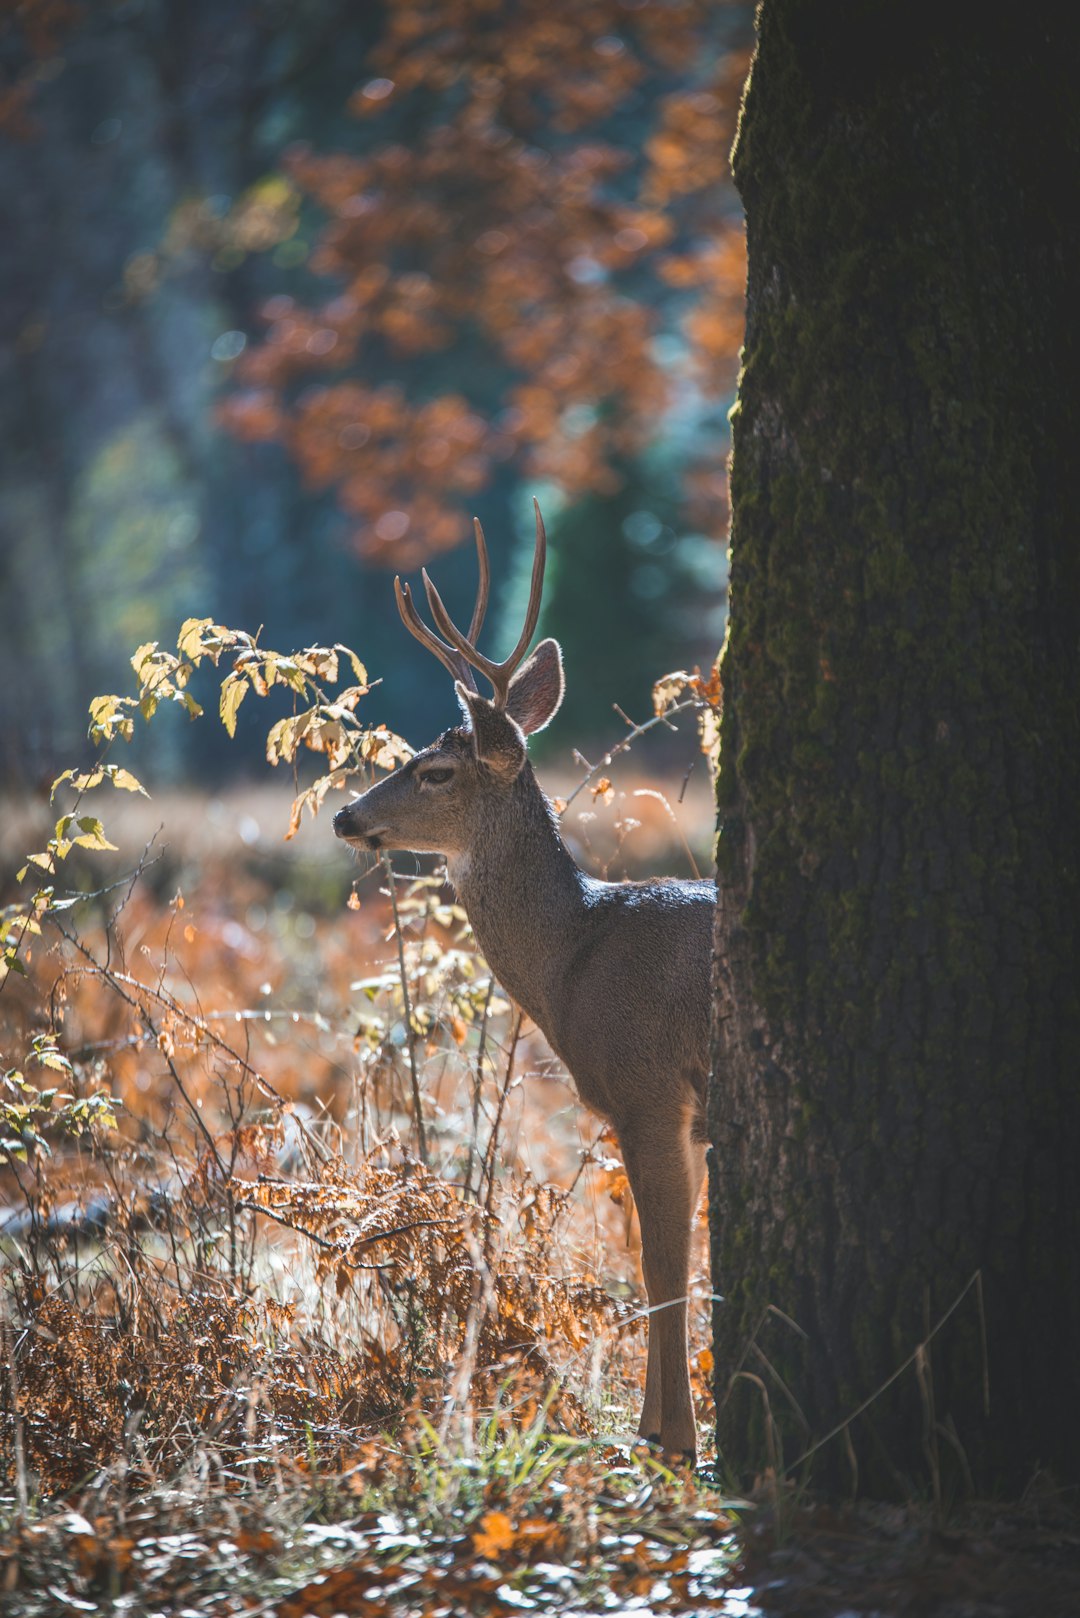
xmin=0 ymin=776 xmax=728 ymax=1612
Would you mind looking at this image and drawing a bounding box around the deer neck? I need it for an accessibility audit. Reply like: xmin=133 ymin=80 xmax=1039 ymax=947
xmin=446 ymin=762 xmax=584 ymax=1027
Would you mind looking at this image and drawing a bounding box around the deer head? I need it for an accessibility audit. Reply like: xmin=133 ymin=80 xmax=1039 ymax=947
xmin=332 ymin=502 xmax=564 ymax=859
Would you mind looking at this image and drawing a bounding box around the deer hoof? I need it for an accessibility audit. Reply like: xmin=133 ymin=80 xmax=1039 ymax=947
xmin=637 ymin=1434 xmax=697 ymax=1469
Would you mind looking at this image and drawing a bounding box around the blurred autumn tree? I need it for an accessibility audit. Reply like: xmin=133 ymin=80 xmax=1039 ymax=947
xmin=223 ymin=1 xmax=748 ymax=570
xmin=220 ymin=0 xmax=749 ymax=746
xmin=0 ymin=1 xmax=749 ymax=782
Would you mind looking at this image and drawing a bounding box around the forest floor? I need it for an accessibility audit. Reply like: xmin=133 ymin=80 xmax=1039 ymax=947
xmin=2 ymin=784 xmax=1079 ymax=1616
xmin=3 ymin=1461 xmax=1079 ymax=1615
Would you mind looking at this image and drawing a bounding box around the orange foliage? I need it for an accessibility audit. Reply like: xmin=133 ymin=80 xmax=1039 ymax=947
xmin=218 ymin=1 xmax=750 ymax=562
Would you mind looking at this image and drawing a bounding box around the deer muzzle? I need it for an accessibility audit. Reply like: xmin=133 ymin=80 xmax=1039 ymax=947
xmin=332 ymin=802 xmax=385 ymax=850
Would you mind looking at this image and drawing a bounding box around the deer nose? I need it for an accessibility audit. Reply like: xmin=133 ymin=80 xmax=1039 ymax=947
xmin=332 ymin=805 xmax=354 ymax=836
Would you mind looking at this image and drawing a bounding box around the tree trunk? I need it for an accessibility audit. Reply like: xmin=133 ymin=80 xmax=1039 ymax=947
xmin=709 ymin=2 xmax=1080 ymax=1498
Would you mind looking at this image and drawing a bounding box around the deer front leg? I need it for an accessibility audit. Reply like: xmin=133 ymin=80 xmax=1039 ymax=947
xmin=619 ymin=1110 xmax=706 ymax=1464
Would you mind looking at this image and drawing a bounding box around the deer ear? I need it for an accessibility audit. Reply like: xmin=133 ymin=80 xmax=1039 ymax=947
xmin=455 ymin=682 xmax=526 ymax=780
xmin=505 ymin=638 xmax=564 ymax=736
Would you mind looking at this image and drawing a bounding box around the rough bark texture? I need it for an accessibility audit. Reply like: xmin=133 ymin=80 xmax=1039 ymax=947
xmin=709 ymin=2 xmax=1080 ymax=1496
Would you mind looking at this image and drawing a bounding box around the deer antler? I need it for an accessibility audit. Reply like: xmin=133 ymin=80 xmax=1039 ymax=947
xmin=421 ymin=500 xmax=546 ymax=709
xmin=394 ymin=517 xmax=491 ymax=693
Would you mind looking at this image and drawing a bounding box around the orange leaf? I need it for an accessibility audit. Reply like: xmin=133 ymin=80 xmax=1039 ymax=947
xmin=472 ymin=1510 xmax=517 ymax=1558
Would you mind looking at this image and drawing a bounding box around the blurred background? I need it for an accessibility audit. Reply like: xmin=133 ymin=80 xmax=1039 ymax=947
xmin=0 ymin=0 xmax=750 ymax=793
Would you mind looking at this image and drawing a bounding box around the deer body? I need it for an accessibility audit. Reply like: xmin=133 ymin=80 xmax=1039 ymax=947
xmin=334 ymin=507 xmax=714 ymax=1461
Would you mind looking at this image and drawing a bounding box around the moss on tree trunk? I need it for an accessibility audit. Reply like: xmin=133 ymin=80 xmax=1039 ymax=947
xmin=709 ymin=2 xmax=1080 ymax=1496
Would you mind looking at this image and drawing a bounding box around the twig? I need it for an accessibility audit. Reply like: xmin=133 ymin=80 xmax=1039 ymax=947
xmin=382 ymin=854 xmax=428 ymax=1166
xmin=562 ymin=698 xmax=698 ymax=811
xmin=234 ymin=1202 xmax=380 ymax=1267
xmin=632 ymin=788 xmax=702 ymax=880
xmin=52 ymin=921 xmax=332 ymax=1163
xmin=464 ymin=976 xmax=496 ymax=1202
xmin=787 ymin=1270 xmax=985 ymax=1472
xmin=0 ymin=738 xmax=122 ymax=1000
xmin=482 ymin=1009 xmax=524 ymax=1237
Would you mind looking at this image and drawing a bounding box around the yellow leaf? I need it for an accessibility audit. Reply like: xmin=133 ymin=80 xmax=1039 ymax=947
xmin=108 ymin=767 xmax=148 ymax=795
xmin=267 ymin=715 xmax=298 ymax=766
xmin=59 ymin=768 xmax=102 ymax=795
xmin=336 ymin=644 xmax=368 ymax=685
xmin=18 ymin=851 xmax=56 ymax=882
xmin=130 ymin=641 xmax=159 ymax=675
xmin=177 ymin=617 xmax=214 ymax=659
xmin=88 ymin=694 xmax=136 ymax=743
xmin=219 ymin=674 xmax=248 ymax=737
xmin=72 ymin=817 xmax=117 ymax=853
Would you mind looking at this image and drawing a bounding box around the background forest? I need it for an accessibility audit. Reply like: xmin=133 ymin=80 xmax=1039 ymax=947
xmin=0 ymin=0 xmax=748 ymax=786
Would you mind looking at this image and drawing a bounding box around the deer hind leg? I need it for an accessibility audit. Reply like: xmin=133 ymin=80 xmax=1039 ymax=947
xmin=619 ymin=1102 xmax=706 ymax=1463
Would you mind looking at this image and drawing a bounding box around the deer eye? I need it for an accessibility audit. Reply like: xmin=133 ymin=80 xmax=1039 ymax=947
xmin=420 ymin=767 xmax=454 ymax=787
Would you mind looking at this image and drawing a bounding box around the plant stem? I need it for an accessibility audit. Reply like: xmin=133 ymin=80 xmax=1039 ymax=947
xmin=382 ymin=855 xmax=428 ymax=1166
xmin=482 ymin=1009 xmax=524 ymax=1240
xmin=464 ymin=975 xmax=496 ymax=1201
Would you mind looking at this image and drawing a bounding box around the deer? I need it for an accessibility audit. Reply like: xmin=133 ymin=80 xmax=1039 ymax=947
xmin=332 ymin=502 xmax=715 ymax=1463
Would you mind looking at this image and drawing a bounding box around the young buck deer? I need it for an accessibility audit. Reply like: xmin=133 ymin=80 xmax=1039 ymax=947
xmin=333 ymin=503 xmax=714 ymax=1462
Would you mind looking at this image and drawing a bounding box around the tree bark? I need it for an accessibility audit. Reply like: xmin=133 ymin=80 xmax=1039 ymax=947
xmin=709 ymin=2 xmax=1080 ymax=1497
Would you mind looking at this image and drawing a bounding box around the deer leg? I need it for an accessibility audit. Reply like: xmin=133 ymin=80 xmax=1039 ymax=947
xmin=620 ymin=1110 xmax=706 ymax=1463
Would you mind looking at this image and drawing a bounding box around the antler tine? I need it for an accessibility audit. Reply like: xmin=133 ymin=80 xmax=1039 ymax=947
xmin=394 ymin=576 xmax=478 ymax=691
xmin=468 ymin=517 xmax=490 ymax=644
xmin=511 ymin=497 xmax=547 ymax=666
xmin=421 ymin=567 xmax=501 ymax=689
xmin=418 ymin=517 xmax=488 ymax=660
xmin=422 ymin=500 xmax=547 ymax=708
